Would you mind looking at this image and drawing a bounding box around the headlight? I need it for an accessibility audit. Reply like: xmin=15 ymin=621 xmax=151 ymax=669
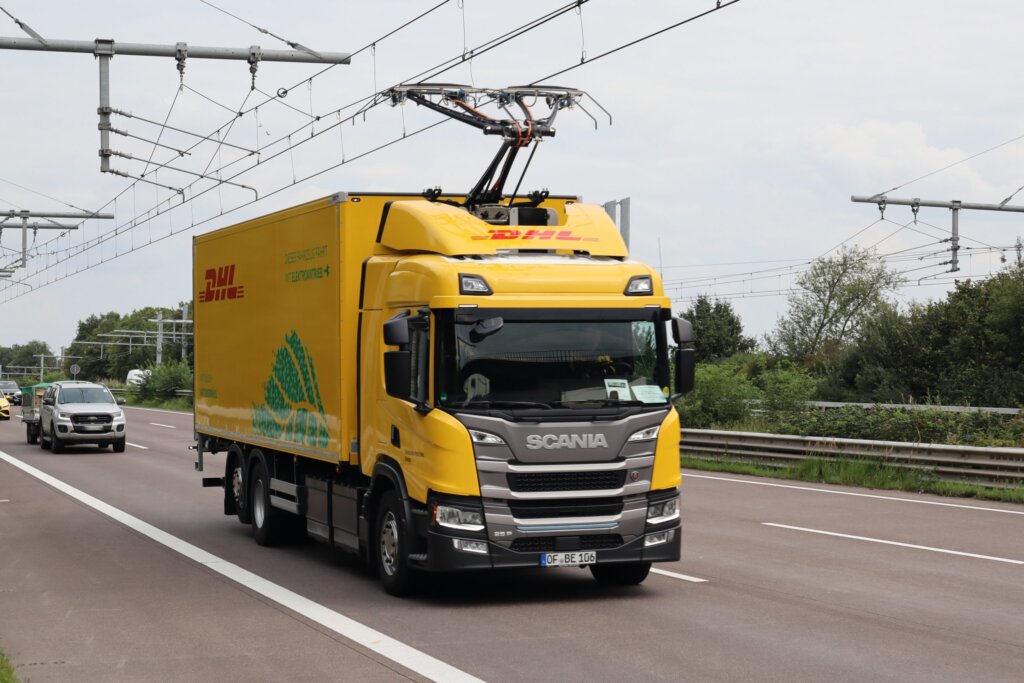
xmin=647 ymin=496 xmax=680 ymax=524
xmin=433 ymin=504 xmax=485 ymax=531
xmin=55 ymin=411 xmax=68 ymax=420
xmin=628 ymin=425 xmax=660 ymax=442
xmin=469 ymin=429 xmax=506 ymax=446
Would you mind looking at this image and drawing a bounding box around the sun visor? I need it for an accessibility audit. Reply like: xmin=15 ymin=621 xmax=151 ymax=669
xmin=375 ymin=200 xmax=628 ymax=257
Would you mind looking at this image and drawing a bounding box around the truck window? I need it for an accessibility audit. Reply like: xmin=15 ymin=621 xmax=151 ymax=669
xmin=408 ymin=319 xmax=430 ymax=405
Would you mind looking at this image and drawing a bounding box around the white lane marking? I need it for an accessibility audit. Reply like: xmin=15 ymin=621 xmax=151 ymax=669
xmin=685 ymin=473 xmax=1024 ymax=516
xmin=650 ymin=568 xmax=708 ymax=583
xmin=0 ymin=449 xmax=483 ymax=683
xmin=126 ymin=442 xmax=149 ymax=450
xmin=0 ymin=499 xmax=9 ymax=503
xmin=763 ymin=523 xmax=1024 ymax=565
xmin=125 ymin=406 xmax=190 ymax=416
xmin=148 ymin=422 xmax=177 ymax=429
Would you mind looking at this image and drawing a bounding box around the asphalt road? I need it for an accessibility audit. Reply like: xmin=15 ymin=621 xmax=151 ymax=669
xmin=1 ymin=407 xmax=1022 ymax=682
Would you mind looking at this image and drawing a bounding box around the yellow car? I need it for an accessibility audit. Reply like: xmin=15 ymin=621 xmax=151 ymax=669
xmin=0 ymin=393 xmax=10 ymax=420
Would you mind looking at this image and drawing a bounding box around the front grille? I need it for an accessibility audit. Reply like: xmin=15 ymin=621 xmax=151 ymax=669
xmin=507 ymin=470 xmax=626 ymax=493
xmin=511 ymin=535 xmax=624 ymax=552
xmin=71 ymin=414 xmax=113 ymax=425
xmin=509 ymin=498 xmax=624 ymax=519
xmin=73 ymin=425 xmax=112 ymax=434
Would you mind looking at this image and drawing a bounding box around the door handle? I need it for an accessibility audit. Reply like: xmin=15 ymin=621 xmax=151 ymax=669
xmin=391 ymin=424 xmax=401 ymax=448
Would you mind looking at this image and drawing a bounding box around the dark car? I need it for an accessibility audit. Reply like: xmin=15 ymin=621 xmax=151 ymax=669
xmin=0 ymin=380 xmax=21 ymax=406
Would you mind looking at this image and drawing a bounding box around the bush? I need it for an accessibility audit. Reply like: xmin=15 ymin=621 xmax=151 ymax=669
xmin=677 ymin=361 xmax=762 ymax=428
xmin=130 ymin=360 xmax=192 ymax=403
xmin=755 ymin=364 xmax=816 ymax=415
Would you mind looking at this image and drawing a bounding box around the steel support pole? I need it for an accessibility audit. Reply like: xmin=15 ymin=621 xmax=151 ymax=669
xmin=951 ymin=201 xmax=960 ymax=272
xmin=97 ymin=41 xmax=112 ymax=173
xmin=0 ymin=36 xmax=351 ymax=63
xmin=851 ymin=195 xmax=1024 ymax=213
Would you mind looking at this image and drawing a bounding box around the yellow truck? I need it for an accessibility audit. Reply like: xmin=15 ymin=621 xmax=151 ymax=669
xmin=193 ymin=190 xmax=695 ymax=594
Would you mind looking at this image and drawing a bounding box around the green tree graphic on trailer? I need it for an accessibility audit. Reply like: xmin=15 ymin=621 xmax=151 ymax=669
xmin=252 ymin=331 xmax=330 ymax=448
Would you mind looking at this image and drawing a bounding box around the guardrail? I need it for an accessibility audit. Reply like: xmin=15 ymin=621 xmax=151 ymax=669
xmin=681 ymin=429 xmax=1024 ymax=488
xmin=796 ymin=401 xmax=1021 ymax=416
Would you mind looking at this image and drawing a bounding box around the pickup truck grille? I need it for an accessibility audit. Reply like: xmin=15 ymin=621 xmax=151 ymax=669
xmin=507 ymin=470 xmax=626 ymax=493
xmin=71 ymin=414 xmax=113 ymax=424
xmin=510 ymin=534 xmax=623 ymax=552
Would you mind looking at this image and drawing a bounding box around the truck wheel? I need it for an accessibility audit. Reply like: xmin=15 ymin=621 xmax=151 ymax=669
xmin=250 ymin=458 xmax=283 ymax=546
xmin=50 ymin=429 xmax=64 ymax=454
xmin=39 ymin=424 xmax=49 ymax=449
xmin=26 ymin=424 xmax=38 ymax=445
xmin=229 ymin=447 xmax=251 ymax=524
xmin=590 ymin=562 xmax=652 ymax=586
xmin=375 ymin=491 xmax=418 ymax=596
xmin=112 ymin=438 xmax=126 ymax=453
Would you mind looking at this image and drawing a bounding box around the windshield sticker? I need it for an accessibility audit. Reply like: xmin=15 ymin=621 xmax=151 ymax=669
xmin=604 ymin=378 xmax=631 ymax=400
xmin=632 ymin=385 xmax=667 ymax=403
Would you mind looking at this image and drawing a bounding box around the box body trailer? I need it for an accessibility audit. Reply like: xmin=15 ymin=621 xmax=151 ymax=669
xmin=194 ymin=191 xmax=694 ymax=594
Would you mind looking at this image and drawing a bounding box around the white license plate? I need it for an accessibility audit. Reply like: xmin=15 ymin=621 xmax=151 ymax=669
xmin=80 ymin=425 xmax=104 ymax=431
xmin=540 ymin=551 xmax=597 ymax=567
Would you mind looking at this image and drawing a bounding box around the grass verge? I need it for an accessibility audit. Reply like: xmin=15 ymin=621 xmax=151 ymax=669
xmin=125 ymin=397 xmax=192 ymax=412
xmin=681 ymin=456 xmax=1024 ymax=505
xmin=0 ymin=648 xmax=19 ymax=683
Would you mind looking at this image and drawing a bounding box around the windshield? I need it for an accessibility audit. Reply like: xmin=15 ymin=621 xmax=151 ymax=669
xmin=436 ymin=310 xmax=669 ymax=411
xmin=58 ymin=386 xmax=115 ymax=405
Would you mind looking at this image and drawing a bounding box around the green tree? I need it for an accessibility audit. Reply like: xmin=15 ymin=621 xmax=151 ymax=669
xmin=767 ymin=246 xmax=903 ymax=362
xmin=0 ymin=340 xmax=53 ymax=377
xmin=680 ymin=295 xmax=755 ymax=363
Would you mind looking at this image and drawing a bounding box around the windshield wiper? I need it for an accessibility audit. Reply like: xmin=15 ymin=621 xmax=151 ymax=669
xmin=555 ymin=399 xmax=653 ymax=408
xmin=461 ymin=400 xmax=553 ymax=410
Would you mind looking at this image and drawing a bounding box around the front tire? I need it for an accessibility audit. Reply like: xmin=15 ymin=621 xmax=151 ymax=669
xmin=112 ymin=438 xmax=126 ymax=453
xmin=50 ymin=428 xmax=64 ymax=454
xmin=590 ymin=561 xmax=652 ymax=586
xmin=375 ymin=491 xmax=418 ymax=596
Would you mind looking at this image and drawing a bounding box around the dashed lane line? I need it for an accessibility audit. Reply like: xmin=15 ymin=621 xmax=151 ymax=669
xmin=0 ymin=448 xmax=484 ymax=683
xmin=126 ymin=442 xmax=149 ymax=450
xmin=763 ymin=522 xmax=1024 ymax=565
xmin=650 ymin=568 xmax=708 ymax=583
xmin=686 ymin=473 xmax=1024 ymax=516
xmin=148 ymin=422 xmax=176 ymax=429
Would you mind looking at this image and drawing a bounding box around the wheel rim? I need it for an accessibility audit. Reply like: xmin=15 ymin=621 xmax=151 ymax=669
xmin=232 ymin=466 xmax=244 ymax=508
xmin=379 ymin=511 xmax=399 ymax=577
xmin=253 ymin=479 xmax=266 ymax=528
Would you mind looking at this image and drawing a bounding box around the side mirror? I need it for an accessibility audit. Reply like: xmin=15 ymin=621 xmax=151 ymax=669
xmin=117 ymin=397 xmax=127 ymax=406
xmin=383 ymin=316 xmax=410 ymax=346
xmin=384 ymin=351 xmax=411 ymax=400
xmin=43 ymin=397 xmax=54 ymax=406
xmin=672 ymin=318 xmax=695 ymax=345
xmin=674 ymin=348 xmax=696 ymax=395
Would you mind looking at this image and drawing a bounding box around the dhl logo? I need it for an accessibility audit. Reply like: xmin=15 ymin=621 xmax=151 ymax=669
xmin=199 ymin=264 xmax=245 ymax=303
xmin=471 ymin=229 xmax=599 ymax=242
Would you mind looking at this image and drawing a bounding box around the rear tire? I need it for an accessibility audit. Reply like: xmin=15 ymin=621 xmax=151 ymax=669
xmin=250 ymin=457 xmax=284 ymax=546
xmin=26 ymin=424 xmax=38 ymax=445
xmin=375 ymin=491 xmax=418 ymax=596
xmin=590 ymin=561 xmax=652 ymax=586
xmin=229 ymin=446 xmax=251 ymax=524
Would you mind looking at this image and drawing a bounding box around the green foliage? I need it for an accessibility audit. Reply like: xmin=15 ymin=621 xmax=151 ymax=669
xmin=131 ymin=360 xmax=193 ymax=403
xmin=826 ymin=264 xmax=1024 ymax=406
xmin=65 ymin=301 xmax=194 ymax=382
xmin=755 ymin=363 xmax=817 ymax=414
xmin=763 ymin=405 xmax=1024 ymax=447
xmin=0 ymin=340 xmax=52 ymax=377
xmin=0 ymin=647 xmax=18 ymax=683
xmin=42 ymin=371 xmax=66 ymax=383
xmin=767 ymin=246 xmax=903 ymax=361
xmin=680 ymin=295 xmax=755 ymax=363
xmin=252 ymin=331 xmax=329 ymax=448
xmin=677 ymin=359 xmax=762 ymax=428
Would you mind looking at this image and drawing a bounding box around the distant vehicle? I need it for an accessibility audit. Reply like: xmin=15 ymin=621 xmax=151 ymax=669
xmin=126 ymin=369 xmax=150 ymax=386
xmin=0 ymin=393 xmax=9 ymax=420
xmin=20 ymin=382 xmax=50 ymax=444
xmin=38 ymin=380 xmax=127 ymax=453
xmin=0 ymin=380 xmax=21 ymax=405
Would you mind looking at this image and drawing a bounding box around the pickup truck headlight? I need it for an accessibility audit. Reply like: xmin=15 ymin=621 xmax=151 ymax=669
xmin=647 ymin=496 xmax=680 ymax=525
xmin=54 ymin=411 xmax=69 ymax=420
xmin=433 ymin=503 xmax=485 ymax=531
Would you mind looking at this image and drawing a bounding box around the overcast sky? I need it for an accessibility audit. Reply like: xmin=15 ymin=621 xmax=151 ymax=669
xmin=3 ymin=0 xmax=1024 ymax=359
